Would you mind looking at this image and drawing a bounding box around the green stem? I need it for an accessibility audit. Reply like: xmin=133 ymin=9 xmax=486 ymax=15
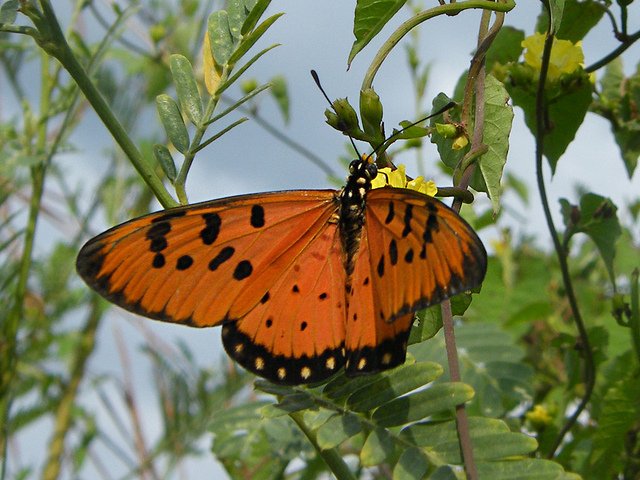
xmin=36 ymin=0 xmax=176 ymax=208
xmin=0 ymin=47 xmax=55 ymax=479
xmin=42 ymin=298 xmax=103 ymax=480
xmin=288 ymin=412 xmax=356 ymax=480
xmin=630 ymin=269 xmax=640 ymax=367
xmin=534 ymin=7 xmax=595 ymax=458
xmin=361 ymin=0 xmax=515 ymax=91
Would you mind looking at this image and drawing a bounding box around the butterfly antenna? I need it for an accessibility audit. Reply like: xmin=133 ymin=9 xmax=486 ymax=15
xmin=371 ymin=101 xmax=456 ymax=158
xmin=311 ymin=70 xmax=364 ymax=161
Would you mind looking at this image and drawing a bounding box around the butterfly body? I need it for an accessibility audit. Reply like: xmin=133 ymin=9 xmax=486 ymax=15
xmin=77 ymin=158 xmax=487 ymax=385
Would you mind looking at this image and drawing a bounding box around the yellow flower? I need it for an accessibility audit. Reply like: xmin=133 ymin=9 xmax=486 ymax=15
xmin=526 ymin=404 xmax=553 ymax=428
xmin=371 ymin=164 xmax=437 ymax=197
xmin=522 ymin=33 xmax=584 ymax=82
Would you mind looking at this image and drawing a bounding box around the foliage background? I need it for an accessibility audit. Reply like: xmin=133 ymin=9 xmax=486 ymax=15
xmin=1 ymin=0 xmax=639 ymax=479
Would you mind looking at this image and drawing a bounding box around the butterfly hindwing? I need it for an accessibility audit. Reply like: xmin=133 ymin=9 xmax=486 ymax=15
xmin=345 ymin=225 xmax=415 ymax=375
xmin=222 ymin=221 xmax=348 ymax=384
xmin=76 ymin=190 xmax=340 ymax=328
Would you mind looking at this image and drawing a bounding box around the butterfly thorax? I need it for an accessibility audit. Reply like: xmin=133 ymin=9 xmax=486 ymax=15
xmin=339 ymin=159 xmax=377 ymax=275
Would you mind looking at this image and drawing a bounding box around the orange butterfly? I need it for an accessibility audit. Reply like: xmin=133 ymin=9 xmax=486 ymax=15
xmin=77 ymin=157 xmax=486 ymax=385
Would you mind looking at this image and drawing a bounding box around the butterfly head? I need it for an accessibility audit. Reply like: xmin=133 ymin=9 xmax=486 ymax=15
xmin=348 ymin=155 xmax=378 ymax=184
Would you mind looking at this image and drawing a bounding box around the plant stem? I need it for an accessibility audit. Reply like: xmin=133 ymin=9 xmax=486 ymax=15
xmin=534 ymin=8 xmax=595 ymax=458
xmin=42 ymin=298 xmax=103 ymax=480
xmin=36 ymin=0 xmax=176 ymax=208
xmin=288 ymin=411 xmax=357 ymax=480
xmin=361 ymin=0 xmax=514 ymax=91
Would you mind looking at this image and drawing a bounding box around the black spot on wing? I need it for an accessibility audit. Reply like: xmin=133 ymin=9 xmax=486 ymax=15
xmin=201 ymin=213 xmax=221 ymax=245
xmin=377 ymin=254 xmax=385 ymax=277
xmin=176 ymin=255 xmax=193 ymax=270
xmin=233 ymin=260 xmax=253 ymax=280
xmin=402 ymin=204 xmax=413 ymax=237
xmin=319 ymin=292 xmax=328 ymax=300
xmin=260 ymin=291 xmax=270 ymax=304
xmin=404 ymin=248 xmax=414 ymax=263
xmin=389 ymin=239 xmax=398 ymax=265
xmin=152 ymin=253 xmax=165 ymax=268
xmin=385 ymin=201 xmax=395 ymax=224
xmin=209 ymin=246 xmax=235 ymax=271
xmin=250 ymin=204 xmax=265 ymax=228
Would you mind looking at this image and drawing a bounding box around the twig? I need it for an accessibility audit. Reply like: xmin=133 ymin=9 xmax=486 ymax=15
xmin=534 ymin=1 xmax=595 ymax=458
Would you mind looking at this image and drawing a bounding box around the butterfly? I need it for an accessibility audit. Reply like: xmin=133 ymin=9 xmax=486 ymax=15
xmin=76 ymin=157 xmax=487 ymax=385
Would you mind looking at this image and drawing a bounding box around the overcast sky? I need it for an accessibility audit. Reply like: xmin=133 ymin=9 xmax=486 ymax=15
xmin=8 ymin=0 xmax=640 ymax=478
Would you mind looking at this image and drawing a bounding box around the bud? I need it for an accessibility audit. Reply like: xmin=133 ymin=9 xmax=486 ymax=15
xmin=435 ymin=122 xmax=457 ymax=139
xmin=331 ymin=98 xmax=360 ymax=134
xmin=324 ymin=109 xmax=342 ymax=131
xmin=359 ymin=88 xmax=383 ymax=137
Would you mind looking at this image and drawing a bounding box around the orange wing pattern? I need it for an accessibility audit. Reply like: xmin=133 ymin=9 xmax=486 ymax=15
xmin=362 ymin=187 xmax=487 ymax=323
xmin=343 ymin=187 xmax=486 ymax=376
xmin=77 ymin=182 xmax=487 ymax=384
xmin=77 ymin=190 xmax=339 ymax=328
xmin=221 ymin=222 xmax=348 ymax=384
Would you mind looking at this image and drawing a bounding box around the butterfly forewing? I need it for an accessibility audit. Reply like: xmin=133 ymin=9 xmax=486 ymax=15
xmin=363 ymin=187 xmax=487 ymax=323
xmin=77 ymin=190 xmax=340 ymax=328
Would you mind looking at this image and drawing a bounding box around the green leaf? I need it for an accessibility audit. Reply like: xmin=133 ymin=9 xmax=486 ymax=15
xmin=315 ymin=413 xmax=362 ymax=449
xmin=486 ymin=26 xmax=525 ymax=71
xmin=409 ymin=305 xmax=442 ymax=344
xmin=323 ymin=371 xmax=386 ymax=402
xmin=392 ymin=447 xmax=428 ymax=480
xmin=537 ymin=0 xmax=605 ymax=42
xmin=360 ymin=427 xmax=393 ymax=467
xmin=588 ymin=372 xmax=640 ymax=476
xmin=373 ymin=382 xmax=474 ymax=427
xmin=260 ymin=392 xmax=315 ymax=417
xmin=153 ymin=144 xmax=177 ymax=182
xmin=405 ymin=417 xmax=537 ymax=463
xmin=269 ymin=75 xmax=289 ymax=123
xmin=411 ymin=323 xmax=533 ymax=417
xmin=508 ymin=69 xmax=592 ymax=172
xmin=548 ymin=0 xmax=565 ymax=34
xmin=227 ymin=13 xmax=284 ymax=66
xmin=0 ymin=0 xmax=18 ymax=25
xmin=226 ymin=0 xmax=248 ymax=39
xmin=561 ymin=193 xmax=621 ymax=283
xmin=241 ymin=0 xmax=272 ymax=35
xmin=155 ymin=94 xmax=190 ymax=154
xmin=346 ymin=362 xmax=443 ymax=411
xmin=208 ymin=11 xmax=234 ymax=66
xmin=476 ymin=459 xmax=568 ymax=479
xmin=348 ymin=0 xmax=408 ymax=67
xmin=169 ymin=55 xmax=203 ymax=125
xmin=472 ymin=74 xmax=513 ymax=213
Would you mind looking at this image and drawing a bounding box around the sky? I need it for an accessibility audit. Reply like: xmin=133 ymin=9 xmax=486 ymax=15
xmin=6 ymin=0 xmax=640 ymax=478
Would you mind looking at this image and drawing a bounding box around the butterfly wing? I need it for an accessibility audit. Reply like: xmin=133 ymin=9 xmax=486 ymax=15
xmin=344 ymin=187 xmax=487 ymax=375
xmin=222 ymin=220 xmax=348 ymax=384
xmin=76 ymin=190 xmax=342 ymax=329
